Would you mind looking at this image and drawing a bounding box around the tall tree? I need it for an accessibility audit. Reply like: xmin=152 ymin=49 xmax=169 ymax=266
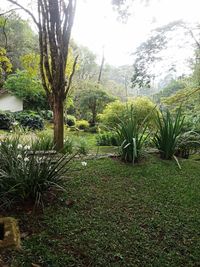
xmin=7 ymin=0 xmax=77 ymax=150
xmin=78 ymin=83 xmax=115 ymax=125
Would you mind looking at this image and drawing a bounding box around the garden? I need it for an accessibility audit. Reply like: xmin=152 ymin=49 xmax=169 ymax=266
xmin=0 ymin=0 xmax=200 ymax=266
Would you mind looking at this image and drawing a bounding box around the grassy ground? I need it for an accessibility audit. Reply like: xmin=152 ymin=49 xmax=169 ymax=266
xmin=0 ymin=125 xmax=117 ymax=155
xmin=3 ymin=155 xmax=200 ymax=267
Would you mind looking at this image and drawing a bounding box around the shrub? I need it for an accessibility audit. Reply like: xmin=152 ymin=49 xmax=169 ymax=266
xmin=86 ymin=125 xmax=100 ymax=133
xmin=76 ymin=120 xmax=89 ymax=130
xmin=153 ymin=108 xmax=184 ymax=160
xmin=0 ymin=111 xmax=14 ymax=130
xmin=100 ymin=100 xmax=125 ymax=127
xmin=0 ymin=136 xmax=75 ymax=209
xmin=66 ymin=115 xmax=76 ymax=127
xmin=101 ymin=97 xmax=157 ymax=129
xmin=115 ymin=106 xmax=148 ymax=163
xmin=14 ymin=111 xmax=44 ymax=130
xmin=40 ymin=110 xmax=53 ymax=122
xmin=96 ymin=132 xmax=118 ymax=146
xmin=176 ymin=131 xmax=200 ymax=159
xmin=5 ymin=70 xmax=48 ymax=110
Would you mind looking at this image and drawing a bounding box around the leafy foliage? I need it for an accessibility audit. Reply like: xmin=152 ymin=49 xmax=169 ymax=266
xmin=5 ymin=70 xmax=48 ymax=110
xmin=14 ymin=111 xmax=44 ymax=130
xmin=76 ymin=120 xmax=90 ymax=130
xmin=132 ymin=20 xmax=189 ymax=88
xmin=0 ymin=47 xmax=12 ymax=85
xmin=101 ymin=97 xmax=157 ymax=128
xmin=0 ymin=136 xmax=74 ymax=209
xmin=176 ymin=131 xmax=200 ymax=159
xmin=39 ymin=110 xmax=53 ymax=122
xmin=153 ymin=108 xmax=184 ymax=159
xmin=0 ymin=13 xmax=38 ymax=70
xmin=115 ymin=106 xmax=149 ymax=163
xmin=78 ymin=83 xmax=115 ymax=125
xmin=154 ymin=79 xmax=186 ymax=102
xmin=0 ymin=111 xmax=14 ymax=130
xmin=96 ymin=132 xmax=118 ymax=146
xmin=66 ymin=115 xmax=76 ymax=127
xmin=20 ymin=53 xmax=40 ymax=77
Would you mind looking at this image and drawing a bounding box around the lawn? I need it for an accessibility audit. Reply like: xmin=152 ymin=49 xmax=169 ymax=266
xmin=3 ymin=155 xmax=200 ymax=267
xmin=0 ymin=125 xmax=117 ymax=155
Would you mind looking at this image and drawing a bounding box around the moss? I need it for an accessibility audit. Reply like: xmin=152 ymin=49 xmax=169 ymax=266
xmin=0 ymin=217 xmax=21 ymax=250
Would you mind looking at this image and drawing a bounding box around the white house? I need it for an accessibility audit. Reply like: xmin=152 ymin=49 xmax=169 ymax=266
xmin=0 ymin=89 xmax=23 ymax=112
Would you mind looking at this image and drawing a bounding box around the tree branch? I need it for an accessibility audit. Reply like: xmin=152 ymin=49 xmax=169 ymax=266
xmin=0 ymin=8 xmax=21 ymax=16
xmin=6 ymin=0 xmax=39 ymax=27
xmin=64 ymin=54 xmax=78 ymax=98
xmin=2 ymin=17 xmax=8 ymax=49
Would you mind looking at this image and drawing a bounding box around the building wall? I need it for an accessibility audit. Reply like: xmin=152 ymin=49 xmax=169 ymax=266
xmin=0 ymin=93 xmax=23 ymax=112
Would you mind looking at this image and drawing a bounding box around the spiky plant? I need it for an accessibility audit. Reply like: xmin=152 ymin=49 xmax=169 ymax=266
xmin=153 ymin=108 xmax=184 ymax=160
xmin=115 ymin=106 xmax=148 ymax=164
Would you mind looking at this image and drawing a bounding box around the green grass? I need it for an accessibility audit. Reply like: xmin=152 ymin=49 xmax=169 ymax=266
xmin=4 ymin=155 xmax=200 ymax=266
xmin=0 ymin=125 xmax=116 ymax=155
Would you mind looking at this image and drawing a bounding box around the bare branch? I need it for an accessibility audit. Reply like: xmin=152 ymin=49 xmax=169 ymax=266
xmin=64 ymin=54 xmax=78 ymax=97
xmin=0 ymin=8 xmax=21 ymax=16
xmin=2 ymin=17 xmax=8 ymax=49
xmin=6 ymin=0 xmax=39 ymax=27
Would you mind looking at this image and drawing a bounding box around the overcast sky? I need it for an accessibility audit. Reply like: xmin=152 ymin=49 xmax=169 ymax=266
xmin=1 ymin=0 xmax=200 ymax=69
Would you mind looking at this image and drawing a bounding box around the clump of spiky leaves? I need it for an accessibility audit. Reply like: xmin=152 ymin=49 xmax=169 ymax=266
xmin=32 ymin=132 xmax=55 ymax=151
xmin=0 ymin=136 xmax=75 ymax=209
xmin=115 ymin=106 xmax=149 ymax=164
xmin=153 ymin=108 xmax=184 ymax=160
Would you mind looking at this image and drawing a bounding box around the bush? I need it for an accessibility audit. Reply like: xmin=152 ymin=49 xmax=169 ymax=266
xmin=14 ymin=111 xmax=44 ymax=130
xmin=66 ymin=115 xmax=76 ymax=127
xmin=115 ymin=106 xmax=148 ymax=163
xmin=176 ymin=131 xmax=200 ymax=159
xmin=100 ymin=98 xmax=157 ymax=129
xmin=0 ymin=111 xmax=14 ymax=130
xmin=5 ymin=70 xmax=48 ymax=110
xmin=0 ymin=136 xmax=75 ymax=209
xmin=40 ymin=110 xmax=53 ymax=122
xmin=153 ymin=108 xmax=184 ymax=160
xmin=100 ymin=100 xmax=125 ymax=127
xmin=76 ymin=120 xmax=89 ymax=130
xmin=96 ymin=132 xmax=118 ymax=146
xmin=86 ymin=125 xmax=100 ymax=133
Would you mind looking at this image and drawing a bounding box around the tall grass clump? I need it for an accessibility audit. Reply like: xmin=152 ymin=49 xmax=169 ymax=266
xmin=153 ymin=108 xmax=184 ymax=160
xmin=0 ymin=136 xmax=75 ymax=209
xmin=115 ymin=106 xmax=148 ymax=164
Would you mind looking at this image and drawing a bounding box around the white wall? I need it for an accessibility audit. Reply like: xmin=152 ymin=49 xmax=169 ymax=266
xmin=0 ymin=93 xmax=23 ymax=112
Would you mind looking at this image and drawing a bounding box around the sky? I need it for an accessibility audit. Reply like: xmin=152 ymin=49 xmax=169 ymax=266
xmin=1 ymin=0 xmax=200 ymax=69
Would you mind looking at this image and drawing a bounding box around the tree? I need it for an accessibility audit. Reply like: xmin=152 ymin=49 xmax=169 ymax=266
xmin=131 ymin=20 xmax=199 ymax=88
xmin=153 ymin=79 xmax=186 ymax=103
xmin=7 ymin=0 xmax=77 ymax=150
xmin=75 ymin=45 xmax=98 ymax=81
xmin=79 ymin=83 xmax=114 ymax=125
xmin=0 ymin=12 xmax=38 ymax=70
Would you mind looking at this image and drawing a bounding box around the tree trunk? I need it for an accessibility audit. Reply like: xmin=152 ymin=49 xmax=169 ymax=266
xmin=53 ymin=96 xmax=64 ymax=151
xmin=91 ymin=111 xmax=96 ymax=126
